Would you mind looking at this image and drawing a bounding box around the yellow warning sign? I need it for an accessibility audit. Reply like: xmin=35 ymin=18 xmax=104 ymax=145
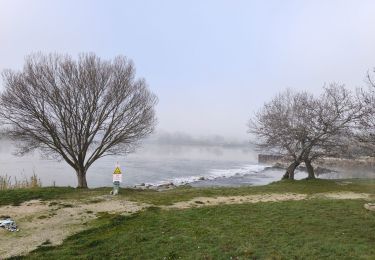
xmin=113 ymin=167 xmax=122 ymax=174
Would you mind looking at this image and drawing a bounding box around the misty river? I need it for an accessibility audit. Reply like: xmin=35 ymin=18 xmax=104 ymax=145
xmin=0 ymin=139 xmax=374 ymax=188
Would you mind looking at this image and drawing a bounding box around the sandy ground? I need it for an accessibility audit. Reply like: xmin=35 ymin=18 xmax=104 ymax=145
xmin=165 ymin=192 xmax=372 ymax=209
xmin=313 ymin=192 xmax=372 ymax=200
xmin=166 ymin=193 xmax=308 ymax=209
xmin=0 ymin=192 xmax=373 ymax=259
xmin=0 ymin=196 xmax=147 ymax=259
xmin=364 ymin=203 xmax=375 ymax=211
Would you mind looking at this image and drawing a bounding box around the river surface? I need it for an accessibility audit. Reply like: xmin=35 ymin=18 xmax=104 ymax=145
xmin=0 ymin=140 xmax=373 ymax=188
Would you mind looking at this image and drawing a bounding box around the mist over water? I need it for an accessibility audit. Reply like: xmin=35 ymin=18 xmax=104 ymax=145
xmin=0 ymin=139 xmax=257 ymax=187
xmin=0 ymin=138 xmax=373 ymax=188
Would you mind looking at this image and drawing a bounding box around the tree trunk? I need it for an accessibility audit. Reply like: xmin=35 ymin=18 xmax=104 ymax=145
xmin=76 ymin=169 xmax=88 ymax=188
xmin=304 ymin=159 xmax=315 ymax=179
xmin=282 ymin=161 xmax=300 ymax=180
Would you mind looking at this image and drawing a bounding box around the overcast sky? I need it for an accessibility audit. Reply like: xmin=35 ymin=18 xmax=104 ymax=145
xmin=1 ymin=0 xmax=375 ymax=140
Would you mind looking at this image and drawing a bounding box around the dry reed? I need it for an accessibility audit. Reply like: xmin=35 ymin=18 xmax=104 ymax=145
xmin=0 ymin=173 xmax=42 ymax=190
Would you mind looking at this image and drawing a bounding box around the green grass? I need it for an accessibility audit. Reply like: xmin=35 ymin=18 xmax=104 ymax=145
xmin=0 ymin=187 xmax=76 ymax=206
xmin=1 ymin=179 xmax=375 ymax=206
xmin=0 ymin=187 xmax=109 ymax=206
xmin=17 ymin=199 xmax=375 ymax=259
xmin=3 ymin=179 xmax=375 ymax=259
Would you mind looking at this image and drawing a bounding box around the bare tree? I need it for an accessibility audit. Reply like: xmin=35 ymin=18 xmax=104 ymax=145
xmin=249 ymin=84 xmax=361 ymax=180
xmin=0 ymin=53 xmax=157 ymax=188
xmin=356 ymin=69 xmax=375 ymax=155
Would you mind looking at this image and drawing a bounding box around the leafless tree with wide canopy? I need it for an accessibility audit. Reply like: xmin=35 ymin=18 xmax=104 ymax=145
xmin=249 ymin=84 xmax=361 ymax=180
xmin=0 ymin=53 xmax=157 ymax=188
xmin=356 ymin=69 xmax=375 ymax=155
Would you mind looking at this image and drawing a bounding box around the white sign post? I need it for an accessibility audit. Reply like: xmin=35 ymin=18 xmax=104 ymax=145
xmin=111 ymin=163 xmax=122 ymax=195
xmin=112 ymin=174 xmax=122 ymax=182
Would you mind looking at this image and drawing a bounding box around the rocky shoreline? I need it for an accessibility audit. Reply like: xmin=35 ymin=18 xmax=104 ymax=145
xmin=132 ymin=182 xmax=182 ymax=191
xmin=132 ymin=163 xmax=337 ymax=190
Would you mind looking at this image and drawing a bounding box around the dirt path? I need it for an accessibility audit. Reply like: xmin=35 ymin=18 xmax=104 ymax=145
xmin=0 ymin=192 xmax=373 ymax=259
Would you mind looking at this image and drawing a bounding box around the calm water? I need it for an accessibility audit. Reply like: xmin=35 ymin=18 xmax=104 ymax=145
xmin=0 ymin=140 xmax=372 ymax=188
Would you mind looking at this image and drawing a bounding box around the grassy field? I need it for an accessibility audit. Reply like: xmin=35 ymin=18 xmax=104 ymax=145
xmin=2 ymin=179 xmax=375 ymax=259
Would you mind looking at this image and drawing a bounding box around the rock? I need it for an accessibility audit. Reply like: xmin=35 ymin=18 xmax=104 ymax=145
xmin=132 ymin=183 xmax=153 ymax=190
xmin=264 ymin=163 xmax=286 ymax=171
xmin=198 ymin=176 xmax=205 ymax=180
xmin=158 ymin=182 xmax=174 ymax=188
xmin=364 ymin=203 xmax=375 ymax=211
xmin=156 ymin=182 xmax=176 ymax=191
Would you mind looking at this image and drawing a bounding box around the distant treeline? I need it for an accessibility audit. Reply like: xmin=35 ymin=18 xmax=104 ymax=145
xmin=145 ymin=131 xmax=252 ymax=148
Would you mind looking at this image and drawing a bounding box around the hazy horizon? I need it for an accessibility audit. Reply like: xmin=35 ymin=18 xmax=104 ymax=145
xmin=1 ymin=0 xmax=375 ymax=140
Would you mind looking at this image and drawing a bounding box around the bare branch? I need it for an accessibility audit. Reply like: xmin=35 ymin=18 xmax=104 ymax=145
xmin=0 ymin=53 xmax=158 ymax=188
xmin=248 ymin=84 xmax=361 ymax=179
